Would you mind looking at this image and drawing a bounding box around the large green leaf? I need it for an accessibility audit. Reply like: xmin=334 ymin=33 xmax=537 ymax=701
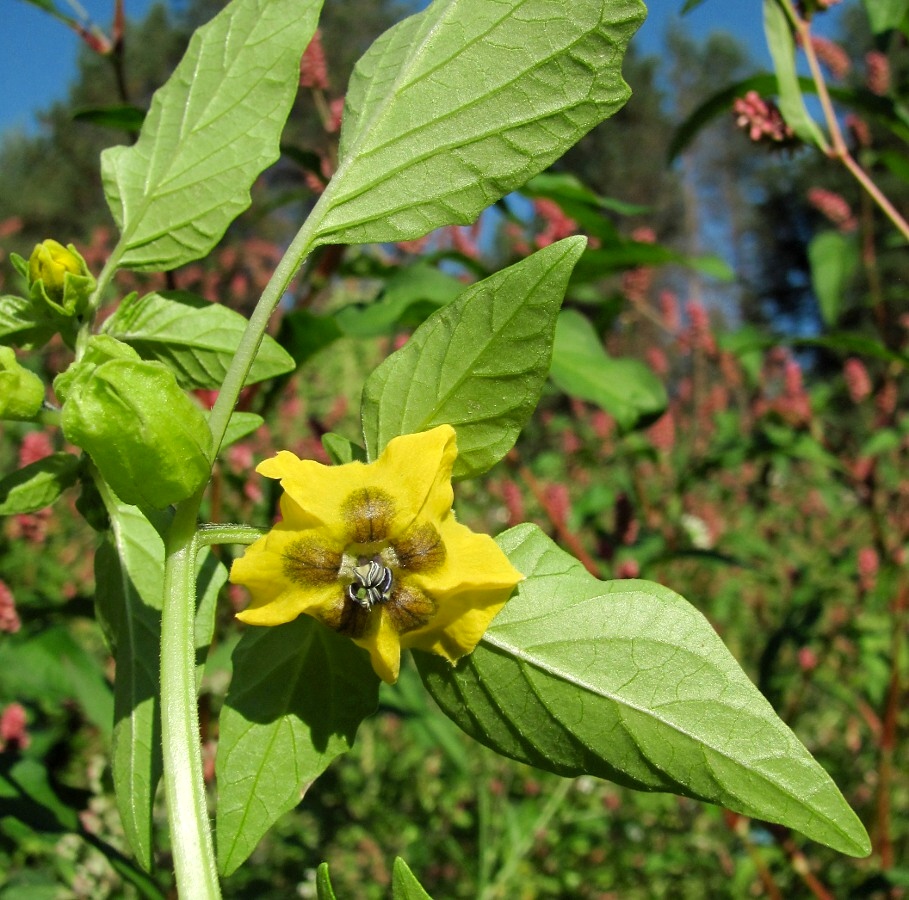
xmin=807 ymin=230 xmax=858 ymax=327
xmin=103 ymin=292 xmax=294 ymax=389
xmin=310 ymin=0 xmax=644 ymax=245
xmin=361 ymin=237 xmax=585 ymax=479
xmin=416 ymin=524 xmax=871 ymax=858
xmin=216 ymin=617 xmax=380 ymax=875
xmin=101 ymin=0 xmax=324 ymax=271
xmin=763 ymin=0 xmax=825 ymax=147
xmin=95 ymin=502 xmax=227 ymax=870
xmin=94 ymin=505 xmax=167 ymax=871
xmin=549 ymin=309 xmax=666 ymax=431
xmin=0 ymin=454 xmax=81 ymax=515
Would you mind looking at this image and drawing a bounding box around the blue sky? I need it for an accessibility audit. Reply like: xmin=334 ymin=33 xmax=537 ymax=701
xmin=1 ymin=0 xmax=831 ymax=139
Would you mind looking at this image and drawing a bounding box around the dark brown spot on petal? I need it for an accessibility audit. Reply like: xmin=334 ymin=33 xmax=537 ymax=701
xmin=282 ymin=539 xmax=341 ymax=586
xmin=394 ymin=522 xmax=446 ymax=574
xmin=342 ymin=487 xmax=395 ymax=543
xmin=385 ymin=582 xmax=436 ymax=634
xmin=320 ymin=594 xmax=372 ymax=639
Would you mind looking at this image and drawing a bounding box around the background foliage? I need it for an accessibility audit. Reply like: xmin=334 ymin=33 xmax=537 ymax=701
xmin=1 ymin=0 xmax=907 ymax=896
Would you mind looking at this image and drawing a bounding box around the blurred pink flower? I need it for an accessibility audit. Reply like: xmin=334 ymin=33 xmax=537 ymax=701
xmin=0 ymin=581 xmax=20 ymax=633
xmin=866 ymin=51 xmax=890 ymax=96
xmin=0 ymin=703 xmax=30 ymax=751
xmin=807 ymin=187 xmax=856 ymax=232
xmin=733 ymin=91 xmax=795 ymax=144
xmin=844 ymin=358 xmax=872 ymax=403
xmin=18 ymin=431 xmax=54 ymax=468
xmin=299 ymin=30 xmax=329 ymax=90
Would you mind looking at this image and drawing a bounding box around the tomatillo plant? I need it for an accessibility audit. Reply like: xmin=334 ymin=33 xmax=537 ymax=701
xmin=0 ymin=0 xmax=871 ymax=896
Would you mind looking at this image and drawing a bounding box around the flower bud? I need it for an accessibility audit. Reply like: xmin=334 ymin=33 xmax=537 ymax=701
xmin=62 ymin=358 xmax=212 ymax=509
xmin=27 ymin=240 xmax=96 ymax=317
xmin=0 ymin=346 xmax=44 ymax=421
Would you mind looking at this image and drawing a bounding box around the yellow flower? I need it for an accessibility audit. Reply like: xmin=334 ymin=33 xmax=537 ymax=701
xmin=231 ymin=425 xmax=523 ymax=683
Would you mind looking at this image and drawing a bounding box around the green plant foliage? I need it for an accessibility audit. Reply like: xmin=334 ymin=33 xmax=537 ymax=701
xmin=220 ymin=412 xmax=266 ymax=449
xmin=361 ymin=237 xmax=585 ymax=479
xmin=392 ymin=857 xmax=434 ymax=899
xmin=549 ymin=309 xmax=666 ymax=431
xmin=310 ymin=0 xmax=645 ymax=245
xmin=0 ymin=626 xmax=113 ymax=737
xmin=216 ymin=617 xmax=381 ymax=875
xmin=416 ymin=523 xmax=871 ymax=858
xmin=807 ymin=230 xmax=859 ymax=327
xmin=94 ymin=501 xmax=226 ymax=870
xmin=101 ymin=0 xmax=324 ymax=271
xmin=763 ymin=0 xmax=825 ymax=147
xmin=333 ymin=265 xmax=465 ymax=338
xmin=103 ymin=291 xmax=294 ymax=389
xmin=864 ymin=0 xmax=909 ymax=33
xmin=321 ymin=432 xmax=367 ymax=465
xmin=93 ymin=518 xmax=163 ymax=872
xmin=61 ymin=359 xmax=212 ymax=509
xmin=0 ymin=293 xmax=71 ymax=349
xmin=315 ymin=862 xmax=338 ymax=900
xmin=0 ymin=453 xmax=80 ymax=515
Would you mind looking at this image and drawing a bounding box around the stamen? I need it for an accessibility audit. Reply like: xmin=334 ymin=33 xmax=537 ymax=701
xmin=347 ymin=560 xmax=394 ymax=609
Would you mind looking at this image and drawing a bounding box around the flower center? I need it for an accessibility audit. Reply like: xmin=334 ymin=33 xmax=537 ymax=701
xmin=346 ymin=559 xmax=394 ymax=610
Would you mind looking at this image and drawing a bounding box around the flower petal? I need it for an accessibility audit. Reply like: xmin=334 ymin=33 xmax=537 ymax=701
xmin=231 ymin=526 xmax=343 ymax=626
xmin=351 ymin=608 xmax=403 ymax=684
xmin=403 ymin=517 xmax=522 ymax=662
xmin=254 ymin=426 xmax=457 ymax=540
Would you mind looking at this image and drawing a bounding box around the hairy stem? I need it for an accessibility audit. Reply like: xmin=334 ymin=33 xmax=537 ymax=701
xmin=160 ymin=496 xmax=220 ymax=900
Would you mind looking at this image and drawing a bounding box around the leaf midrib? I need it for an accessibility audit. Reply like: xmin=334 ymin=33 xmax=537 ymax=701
xmin=478 ymin=611 xmax=855 ymax=845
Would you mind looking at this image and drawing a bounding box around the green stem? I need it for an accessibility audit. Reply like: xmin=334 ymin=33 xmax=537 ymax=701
xmin=207 ymin=212 xmax=325 ymax=456
xmin=160 ymin=495 xmax=221 ymax=900
xmin=196 ymin=523 xmax=267 ymax=548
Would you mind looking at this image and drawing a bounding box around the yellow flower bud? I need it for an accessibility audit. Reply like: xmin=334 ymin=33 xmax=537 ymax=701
xmin=27 ymin=240 xmax=95 ymax=316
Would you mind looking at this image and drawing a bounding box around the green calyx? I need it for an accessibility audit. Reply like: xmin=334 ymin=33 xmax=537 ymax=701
xmin=58 ymin=337 xmax=213 ymax=509
xmin=0 ymin=346 xmax=45 ymax=421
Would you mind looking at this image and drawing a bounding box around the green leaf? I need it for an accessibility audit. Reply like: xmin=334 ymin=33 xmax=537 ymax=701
xmin=0 ymin=757 xmax=79 ymax=834
xmin=416 ymin=524 xmax=871 ymax=858
xmin=763 ymin=0 xmax=825 ymax=147
xmin=94 ymin=500 xmax=226 ymax=870
xmin=103 ymin=291 xmax=294 ymax=389
xmin=571 ymin=242 xmax=734 ymax=282
xmin=216 ymin=617 xmax=380 ymax=875
xmin=361 ymin=237 xmax=586 ymax=479
xmin=0 ymin=453 xmax=81 ymax=515
xmin=549 ymin=309 xmax=666 ymax=431
xmin=220 ymin=412 xmax=265 ymax=450
xmin=311 ymin=0 xmax=644 ymax=245
xmin=72 ymin=105 xmax=146 ymax=133
xmin=315 ymin=862 xmax=338 ymax=900
xmin=277 ymin=309 xmax=343 ymax=367
xmin=0 ymin=627 xmax=113 ymax=736
xmin=94 ymin=503 xmax=167 ymax=871
xmin=334 ymin=265 xmax=465 ymax=338
xmin=101 ymin=0 xmax=324 ymax=271
xmin=321 ymin=432 xmax=367 ymax=466
xmin=808 ymin=230 xmax=858 ymax=327
xmin=0 ymin=294 xmax=69 ymax=349
xmin=864 ymin=0 xmax=909 ymax=34
xmin=392 ymin=858 xmax=434 ymax=900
